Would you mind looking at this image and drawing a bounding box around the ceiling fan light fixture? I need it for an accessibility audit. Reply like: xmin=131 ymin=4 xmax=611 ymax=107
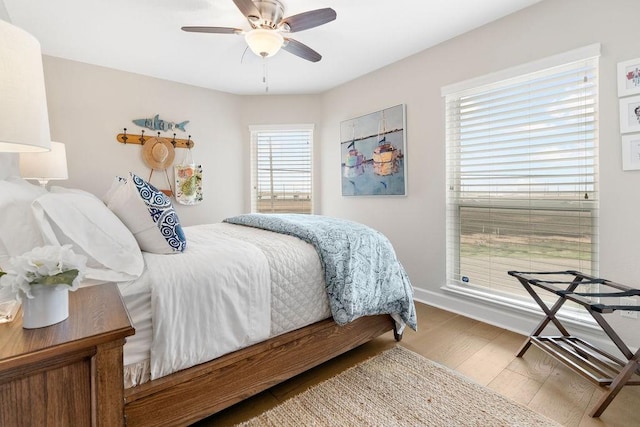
xmin=245 ymin=28 xmax=283 ymax=57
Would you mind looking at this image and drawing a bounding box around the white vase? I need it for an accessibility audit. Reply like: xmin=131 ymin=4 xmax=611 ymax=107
xmin=21 ymin=284 xmax=69 ymax=329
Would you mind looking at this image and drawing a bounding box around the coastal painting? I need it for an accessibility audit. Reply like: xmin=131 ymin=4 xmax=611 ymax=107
xmin=340 ymin=104 xmax=407 ymax=196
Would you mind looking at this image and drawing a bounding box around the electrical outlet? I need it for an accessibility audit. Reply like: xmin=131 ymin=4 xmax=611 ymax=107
xmin=620 ymin=296 xmax=638 ymax=319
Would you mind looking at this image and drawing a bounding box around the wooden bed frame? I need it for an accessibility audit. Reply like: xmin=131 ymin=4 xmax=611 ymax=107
xmin=123 ymin=313 xmax=397 ymax=426
xmin=0 ymin=283 xmax=397 ymax=426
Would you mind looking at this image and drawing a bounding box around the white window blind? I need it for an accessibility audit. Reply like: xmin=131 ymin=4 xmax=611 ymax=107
xmin=250 ymin=124 xmax=313 ymax=214
xmin=443 ymin=47 xmax=599 ymax=302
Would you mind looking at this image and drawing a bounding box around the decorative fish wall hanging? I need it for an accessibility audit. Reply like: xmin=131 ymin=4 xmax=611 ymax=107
xmin=133 ymin=114 xmax=189 ymax=132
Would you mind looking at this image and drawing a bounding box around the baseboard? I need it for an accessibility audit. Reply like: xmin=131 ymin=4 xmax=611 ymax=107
xmin=413 ymin=285 xmax=623 ymax=358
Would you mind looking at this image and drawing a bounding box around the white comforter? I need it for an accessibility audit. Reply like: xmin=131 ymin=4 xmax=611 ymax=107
xmin=146 ymin=224 xmax=271 ymax=380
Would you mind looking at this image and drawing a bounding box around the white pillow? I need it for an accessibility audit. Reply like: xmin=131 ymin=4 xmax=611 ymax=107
xmin=105 ymin=173 xmax=186 ymax=254
xmin=31 ymin=188 xmax=144 ymax=282
xmin=0 ymin=177 xmax=46 ymax=265
xmin=102 ymin=175 xmax=127 ymax=204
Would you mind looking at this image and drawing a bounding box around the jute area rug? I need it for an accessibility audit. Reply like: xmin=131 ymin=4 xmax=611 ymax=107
xmin=238 ymin=346 xmax=560 ymax=427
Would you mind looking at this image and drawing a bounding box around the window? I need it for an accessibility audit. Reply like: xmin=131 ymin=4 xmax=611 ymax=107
xmin=250 ymin=124 xmax=314 ymax=214
xmin=442 ymin=45 xmax=599 ymax=306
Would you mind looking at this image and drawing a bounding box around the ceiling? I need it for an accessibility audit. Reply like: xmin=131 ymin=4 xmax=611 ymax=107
xmin=3 ymin=0 xmax=541 ymax=95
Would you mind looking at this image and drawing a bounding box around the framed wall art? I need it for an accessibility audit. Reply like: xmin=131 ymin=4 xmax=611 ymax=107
xmin=617 ymin=58 xmax=640 ymax=97
xmin=340 ymin=104 xmax=407 ymax=196
xmin=621 ymin=134 xmax=640 ymax=171
xmin=619 ymin=95 xmax=640 ymax=133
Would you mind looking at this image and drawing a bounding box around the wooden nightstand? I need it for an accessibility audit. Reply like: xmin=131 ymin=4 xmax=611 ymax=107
xmin=0 ymin=283 xmax=134 ymax=426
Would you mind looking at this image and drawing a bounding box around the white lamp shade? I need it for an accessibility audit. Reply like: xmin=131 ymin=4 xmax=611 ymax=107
xmin=0 ymin=20 xmax=51 ymax=152
xmin=20 ymin=141 xmax=68 ymax=184
xmin=245 ymin=29 xmax=284 ymax=58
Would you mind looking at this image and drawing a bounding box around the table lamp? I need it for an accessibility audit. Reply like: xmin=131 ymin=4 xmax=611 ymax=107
xmin=0 ymin=19 xmax=51 ymax=153
xmin=0 ymin=19 xmax=52 ymax=322
xmin=19 ymin=141 xmax=68 ymax=187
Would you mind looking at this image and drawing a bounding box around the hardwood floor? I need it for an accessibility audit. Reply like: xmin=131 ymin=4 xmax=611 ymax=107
xmin=194 ymin=302 xmax=640 ymax=427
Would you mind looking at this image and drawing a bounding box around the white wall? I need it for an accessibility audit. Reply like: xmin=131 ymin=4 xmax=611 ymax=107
xmin=239 ymin=95 xmax=323 ymax=211
xmin=41 ymin=56 xmax=245 ymax=226
xmin=320 ymin=0 xmax=640 ymax=350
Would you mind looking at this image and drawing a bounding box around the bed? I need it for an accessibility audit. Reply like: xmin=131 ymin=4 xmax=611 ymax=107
xmin=0 ymin=174 xmax=417 ymax=426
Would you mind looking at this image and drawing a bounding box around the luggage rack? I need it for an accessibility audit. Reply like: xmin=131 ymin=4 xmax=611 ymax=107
xmin=508 ymin=270 xmax=640 ymax=417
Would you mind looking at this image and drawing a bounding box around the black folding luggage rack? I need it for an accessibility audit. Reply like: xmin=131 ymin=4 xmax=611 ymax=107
xmin=508 ymin=270 xmax=640 ymax=417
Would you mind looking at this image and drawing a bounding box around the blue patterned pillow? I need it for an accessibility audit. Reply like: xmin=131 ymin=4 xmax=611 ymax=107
xmin=105 ymin=173 xmax=186 ymax=254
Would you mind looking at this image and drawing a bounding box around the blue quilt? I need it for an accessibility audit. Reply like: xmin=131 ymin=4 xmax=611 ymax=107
xmin=223 ymin=214 xmax=417 ymax=331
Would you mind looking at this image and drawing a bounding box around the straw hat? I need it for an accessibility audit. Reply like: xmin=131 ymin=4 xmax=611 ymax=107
xmin=142 ymin=137 xmax=175 ymax=171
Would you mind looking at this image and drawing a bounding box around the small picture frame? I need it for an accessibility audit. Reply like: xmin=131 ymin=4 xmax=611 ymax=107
xmin=619 ymin=95 xmax=640 ymax=133
xmin=621 ymin=134 xmax=640 ymax=170
xmin=617 ymin=58 xmax=640 ymax=97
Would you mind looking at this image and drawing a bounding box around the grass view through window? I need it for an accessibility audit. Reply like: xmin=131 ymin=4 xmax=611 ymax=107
xmin=444 ymin=46 xmax=599 ymax=305
xmin=250 ymin=125 xmax=313 ymax=214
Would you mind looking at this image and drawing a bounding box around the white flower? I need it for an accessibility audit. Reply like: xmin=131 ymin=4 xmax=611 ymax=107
xmin=0 ymin=245 xmax=87 ymax=300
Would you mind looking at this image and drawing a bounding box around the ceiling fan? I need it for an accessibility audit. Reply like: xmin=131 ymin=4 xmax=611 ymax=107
xmin=181 ymin=0 xmax=336 ymax=63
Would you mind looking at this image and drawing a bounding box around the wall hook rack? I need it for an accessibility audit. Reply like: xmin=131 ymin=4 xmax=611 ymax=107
xmin=116 ymin=128 xmax=195 ymax=148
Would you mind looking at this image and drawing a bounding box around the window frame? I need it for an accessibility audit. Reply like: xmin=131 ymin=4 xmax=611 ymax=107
xmin=249 ymin=124 xmax=315 ymax=214
xmin=441 ymin=44 xmax=600 ymax=323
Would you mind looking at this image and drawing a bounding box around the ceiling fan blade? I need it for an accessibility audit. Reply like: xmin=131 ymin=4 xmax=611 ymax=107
xmin=282 ymin=38 xmax=322 ymax=62
xmin=281 ymin=8 xmax=336 ymax=33
xmin=233 ymin=0 xmax=261 ymax=19
xmin=181 ymin=26 xmax=242 ymax=34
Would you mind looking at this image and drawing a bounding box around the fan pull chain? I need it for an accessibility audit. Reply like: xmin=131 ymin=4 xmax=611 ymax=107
xmin=263 ymin=56 xmax=269 ymax=93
